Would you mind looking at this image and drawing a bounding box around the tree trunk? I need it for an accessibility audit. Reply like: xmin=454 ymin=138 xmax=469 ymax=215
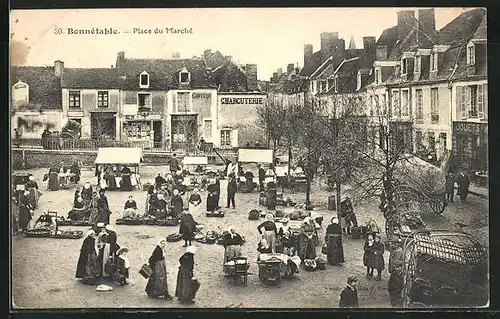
xmin=287 ymin=146 xmax=292 ymax=184
xmin=336 ymin=180 xmax=341 ymax=220
xmin=305 ymin=173 xmax=311 ymax=204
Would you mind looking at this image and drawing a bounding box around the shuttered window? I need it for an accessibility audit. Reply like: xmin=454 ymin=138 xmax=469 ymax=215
xmin=457 ymin=86 xmax=467 ymax=120
xmin=478 ymin=84 xmax=484 ymax=119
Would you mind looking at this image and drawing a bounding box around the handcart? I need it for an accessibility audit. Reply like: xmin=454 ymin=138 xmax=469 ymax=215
xmin=257 ymin=256 xmax=282 ymax=285
xmin=223 ymin=257 xmax=251 ymax=285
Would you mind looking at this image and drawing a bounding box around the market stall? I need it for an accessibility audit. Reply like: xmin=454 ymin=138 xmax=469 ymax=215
xmin=237 ymin=148 xmax=274 ymax=192
xmin=94 ymin=147 xmax=143 ymax=190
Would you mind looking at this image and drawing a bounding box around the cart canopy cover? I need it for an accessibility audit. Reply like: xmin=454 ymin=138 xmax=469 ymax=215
xmin=183 ymin=156 xmax=208 ymax=166
xmin=238 ymin=148 xmax=273 ymax=164
xmin=95 ymin=148 xmax=143 ymax=166
xmin=396 ymin=154 xmax=446 ymax=195
xmin=413 ymin=233 xmax=487 ymax=266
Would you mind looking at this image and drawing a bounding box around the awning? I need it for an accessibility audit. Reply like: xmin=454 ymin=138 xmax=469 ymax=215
xmin=95 ymin=147 xmax=143 ymax=166
xmin=238 ymin=148 xmax=273 ymax=164
xmin=183 ymin=156 xmax=208 ymax=166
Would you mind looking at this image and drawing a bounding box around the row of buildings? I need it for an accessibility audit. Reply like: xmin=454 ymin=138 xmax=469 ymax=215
xmin=267 ymin=8 xmax=487 ymax=172
xmin=11 ymin=50 xmax=267 ymax=150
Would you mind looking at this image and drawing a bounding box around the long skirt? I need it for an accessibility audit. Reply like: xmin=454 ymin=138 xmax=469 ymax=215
xmin=106 ymin=176 xmax=117 ymax=191
xmin=81 ymin=252 xmax=100 ymax=285
xmin=121 ymin=175 xmax=132 ymax=191
xmin=223 ymin=245 xmax=242 ymax=265
xmin=18 ymin=206 xmax=31 ymax=231
xmin=146 ymin=260 xmax=169 ymax=297
xmin=263 ymin=230 xmax=277 ymax=253
xmin=89 ymin=207 xmax=100 ymax=225
xmin=175 ymin=265 xmax=194 ymax=301
xmin=206 ymin=195 xmax=218 ymax=212
xmin=298 ymin=235 xmax=316 ymax=260
xmin=27 ymin=187 xmax=39 ymax=208
xmin=48 ymin=172 xmax=59 ymax=191
xmin=123 ymin=208 xmax=139 ymax=219
xmin=68 ymin=209 xmax=89 ymax=221
xmin=327 ymin=234 xmax=345 ymax=265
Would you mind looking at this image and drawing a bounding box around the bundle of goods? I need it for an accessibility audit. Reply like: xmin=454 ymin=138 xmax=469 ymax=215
xmin=50 ymin=230 xmax=84 ymax=239
xmin=275 ymin=210 xmax=284 ymax=218
xmin=351 ymin=226 xmax=362 ymax=239
xmin=248 ymin=209 xmax=261 ymax=220
xmin=56 ymin=216 xmax=73 ymax=226
xmin=166 ymin=233 xmax=182 ymax=242
xmin=116 ymin=217 xmax=144 ymax=225
xmin=205 ymin=230 xmax=218 ymax=244
xmin=206 ymin=210 xmax=225 ymax=218
xmin=304 ymin=257 xmax=326 ymax=271
xmin=288 ymin=210 xmax=300 ymax=220
xmin=157 ymin=216 xmax=179 ymax=226
xmin=223 ymin=258 xmax=250 ymax=276
xmin=71 ymin=220 xmax=93 ymax=226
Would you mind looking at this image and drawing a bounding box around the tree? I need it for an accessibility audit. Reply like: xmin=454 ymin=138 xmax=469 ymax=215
xmin=256 ymin=97 xmax=287 ymax=152
xmin=92 ymin=118 xmax=115 ymax=146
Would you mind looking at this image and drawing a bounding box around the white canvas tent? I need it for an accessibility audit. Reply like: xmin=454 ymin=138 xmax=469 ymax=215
xmin=183 ymin=156 xmax=209 ymax=166
xmin=238 ymin=148 xmax=273 ymax=164
xmin=95 ymin=147 xmax=143 ymax=166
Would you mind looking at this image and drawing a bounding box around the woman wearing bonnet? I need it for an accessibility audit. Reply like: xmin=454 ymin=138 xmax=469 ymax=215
xmin=175 ymin=245 xmax=198 ymax=304
xmin=298 ymin=217 xmax=317 ymax=261
xmin=222 ymin=226 xmax=244 ymax=265
xmin=257 ymin=214 xmax=278 ymax=253
xmin=145 ymin=239 xmax=173 ymax=300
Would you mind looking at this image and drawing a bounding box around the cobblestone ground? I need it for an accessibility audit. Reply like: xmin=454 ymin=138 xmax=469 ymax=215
xmin=11 ymin=166 xmax=489 ymax=309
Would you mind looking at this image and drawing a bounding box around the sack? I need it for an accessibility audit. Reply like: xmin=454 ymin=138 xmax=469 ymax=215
xmin=190 ymin=278 xmax=201 ymax=298
xmin=321 ymin=243 xmax=328 ymax=255
xmin=167 ymin=233 xmax=182 ymax=242
xmin=248 ymin=209 xmax=260 ymax=220
xmin=316 ymin=258 xmax=326 ymax=270
xmin=304 ymin=259 xmax=317 ymax=271
xmin=139 ymin=263 xmax=153 ymax=279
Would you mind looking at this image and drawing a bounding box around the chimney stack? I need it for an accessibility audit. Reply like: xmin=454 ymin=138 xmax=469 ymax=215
xmin=54 ymin=60 xmax=64 ymax=77
xmin=418 ymin=9 xmax=436 ymax=37
xmin=172 ymin=52 xmax=180 ymax=59
xmin=277 ymin=68 xmax=283 ymax=78
xmin=321 ymin=32 xmax=335 ymax=52
xmin=116 ymin=51 xmax=125 ymax=71
xmin=204 ymin=49 xmax=212 ymax=59
xmin=272 ymin=72 xmax=278 ymax=83
xmin=287 ymin=63 xmax=294 ymax=74
xmin=304 ymin=44 xmax=313 ymax=66
xmin=245 ymin=64 xmax=258 ymax=91
xmin=397 ymin=10 xmax=416 ymax=42
xmin=363 ymin=36 xmax=377 ymax=65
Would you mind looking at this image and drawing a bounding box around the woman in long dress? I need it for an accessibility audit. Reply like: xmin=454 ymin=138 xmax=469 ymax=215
xmin=25 ymin=175 xmax=40 ymax=208
xmin=188 ymin=188 xmax=202 ymax=214
xmin=18 ymin=191 xmax=34 ymax=232
xmin=145 ymin=239 xmax=173 ymax=300
xmin=97 ymin=233 xmax=112 ymax=280
xmin=206 ymin=184 xmax=218 ymax=213
xmin=120 ymin=166 xmax=133 ymax=191
xmin=106 ymin=168 xmax=117 ymax=191
xmin=325 ymin=217 xmax=345 ymax=265
xmin=76 ymin=230 xmax=100 ymax=285
xmin=175 ymin=245 xmax=198 ymax=304
xmin=89 ymin=192 xmax=100 ymax=226
xmin=298 ymin=217 xmax=317 ymax=261
xmin=81 ymin=182 xmax=93 ymax=208
xmin=171 ymin=189 xmax=184 ymax=218
xmin=257 ymin=214 xmax=278 ymax=253
xmin=179 ymin=211 xmax=197 ymax=247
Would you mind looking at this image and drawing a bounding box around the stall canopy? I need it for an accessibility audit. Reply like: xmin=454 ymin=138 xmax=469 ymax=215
xmin=95 ymin=147 xmax=143 ymax=166
xmin=238 ymin=148 xmax=273 ymax=164
xmin=183 ymin=156 xmax=208 ymax=166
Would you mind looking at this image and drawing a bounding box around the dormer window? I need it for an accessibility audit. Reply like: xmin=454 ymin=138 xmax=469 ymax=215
xmin=374 ymin=68 xmax=381 ymax=84
xmin=179 ymin=68 xmax=190 ymax=84
xmin=12 ymin=80 xmax=29 ymax=107
xmin=414 ymin=56 xmax=421 ymax=73
xmin=139 ymin=71 xmax=149 ymax=88
xmin=430 ymin=52 xmax=438 ymax=72
xmin=467 ymin=43 xmax=476 ymax=65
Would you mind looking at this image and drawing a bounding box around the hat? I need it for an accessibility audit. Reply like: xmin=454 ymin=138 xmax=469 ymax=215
xmin=265 ymin=213 xmax=274 ymax=221
xmin=116 ymin=248 xmax=129 ymax=255
xmin=347 ymin=275 xmax=358 ymax=284
xmin=96 ymin=222 xmax=105 ymax=228
xmin=29 ymin=175 xmax=34 ymax=181
xmin=186 ymin=245 xmax=197 ymax=255
xmin=331 ymin=217 xmax=339 ymax=224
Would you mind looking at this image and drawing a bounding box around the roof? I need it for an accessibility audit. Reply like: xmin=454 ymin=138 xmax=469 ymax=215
xmin=213 ymin=61 xmax=248 ymax=92
xmin=437 ymin=8 xmax=486 ymax=46
xmin=336 ymin=57 xmax=361 ymax=76
xmin=376 ymin=26 xmax=399 ymax=50
xmin=204 ymin=50 xmax=228 ymax=70
xmin=471 ymin=13 xmax=487 ymax=40
xmin=10 ymin=66 xmax=62 ymax=109
xmin=95 ymin=147 xmax=143 ymax=165
xmin=62 ymin=68 xmax=121 ymax=89
xmin=300 ymin=51 xmax=324 ymax=77
xmin=118 ymin=58 xmax=216 ymax=90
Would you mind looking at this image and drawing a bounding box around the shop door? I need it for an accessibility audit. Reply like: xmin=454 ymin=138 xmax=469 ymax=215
xmin=91 ymin=114 xmax=116 ymax=140
xmin=153 ymin=121 xmax=162 ymax=143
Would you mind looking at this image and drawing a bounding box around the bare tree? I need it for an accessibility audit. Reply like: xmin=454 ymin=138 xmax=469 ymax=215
xmin=92 ymin=118 xmax=115 ymax=146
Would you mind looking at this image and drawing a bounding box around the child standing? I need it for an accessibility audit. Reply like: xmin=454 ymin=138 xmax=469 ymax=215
xmin=115 ymin=248 xmax=130 ymax=285
xmin=363 ymin=233 xmax=375 ymax=279
xmin=373 ymin=233 xmax=385 ymax=281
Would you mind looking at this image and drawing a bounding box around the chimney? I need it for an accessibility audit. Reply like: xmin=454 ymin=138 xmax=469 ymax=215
xmin=287 ymin=63 xmax=294 ymax=74
xmin=397 ymin=10 xmax=416 ymax=42
xmin=363 ymin=36 xmax=376 ymax=65
xmin=277 ymin=68 xmax=283 ymax=78
xmin=320 ymin=32 xmax=335 ymax=52
xmin=245 ymin=64 xmax=258 ymax=91
xmin=304 ymin=44 xmax=313 ymax=66
xmin=116 ymin=51 xmax=125 ymax=71
xmin=272 ymin=72 xmax=278 ymax=83
xmin=172 ymin=52 xmax=180 ymax=59
xmin=418 ymin=9 xmax=436 ymax=36
xmin=54 ymin=60 xmax=64 ymax=77
xmin=204 ymin=49 xmax=212 ymax=60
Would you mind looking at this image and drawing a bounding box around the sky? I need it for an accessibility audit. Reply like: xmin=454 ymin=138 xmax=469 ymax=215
xmin=10 ymin=7 xmax=478 ymax=81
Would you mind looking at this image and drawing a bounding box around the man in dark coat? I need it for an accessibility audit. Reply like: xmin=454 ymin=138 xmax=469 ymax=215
xmin=226 ymin=174 xmax=237 ymax=209
xmin=70 ymin=161 xmax=81 ymax=184
xmin=169 ymin=154 xmax=180 ymax=174
xmin=179 ymin=211 xmax=197 ymax=247
xmin=445 ymin=173 xmax=455 ymax=203
xmin=456 ymin=170 xmax=470 ymax=203
xmin=155 ymin=173 xmax=166 ymax=189
xmin=388 ymin=241 xmax=404 ymax=307
xmin=339 ymin=275 xmax=359 ymax=308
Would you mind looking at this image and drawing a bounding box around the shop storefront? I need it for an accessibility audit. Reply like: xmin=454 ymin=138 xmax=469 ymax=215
xmin=452 ymin=121 xmax=488 ymax=172
xmin=122 ymin=114 xmax=163 ymax=148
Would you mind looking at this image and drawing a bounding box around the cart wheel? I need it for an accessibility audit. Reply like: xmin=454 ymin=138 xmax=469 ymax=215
xmin=429 ymin=200 xmax=446 ymax=215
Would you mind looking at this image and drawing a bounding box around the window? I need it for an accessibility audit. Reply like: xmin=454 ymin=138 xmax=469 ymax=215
xmin=319 ymin=81 xmax=326 ymax=92
xmin=139 ymin=71 xmax=149 ymax=88
xmin=12 ymin=80 xmax=29 ymax=107
xmin=334 ymin=77 xmax=338 ymax=93
xmin=440 ymin=133 xmax=447 ymax=152
xmin=375 ymin=68 xmax=381 ymax=84
xmin=180 ymin=71 xmax=190 ymax=84
xmin=467 ymin=44 xmax=475 ymax=65
xmin=357 ymin=73 xmax=362 ymax=90
xmin=392 ymin=90 xmax=400 ymax=117
xmin=327 ymin=79 xmax=334 ymax=91
xmin=401 ymin=58 xmax=408 ymax=75
xmin=176 ymin=92 xmax=190 ymax=113
xmin=414 ymin=56 xmax=421 ymax=73
xmin=97 ymin=91 xmax=109 ymax=107
xmin=137 ymin=93 xmax=151 ymax=108
xmin=431 ymin=88 xmax=439 ymax=123
xmin=221 ymin=129 xmax=232 ymax=147
xmin=430 ymin=53 xmax=438 ymax=72
xmin=401 ymin=90 xmax=409 ymax=117
xmin=415 ymin=130 xmax=423 ymax=150
xmin=469 ymin=85 xmax=478 ymax=118
xmin=428 ymin=131 xmax=436 ymax=154
xmin=415 ymin=89 xmax=423 ymax=123
xmin=69 ymin=91 xmax=81 ymax=108
xmin=204 ymin=120 xmax=212 ymax=139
